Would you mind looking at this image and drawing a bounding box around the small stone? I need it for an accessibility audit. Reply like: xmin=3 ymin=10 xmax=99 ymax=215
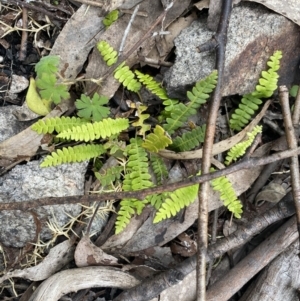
xmin=9 ymin=74 xmax=29 ymax=94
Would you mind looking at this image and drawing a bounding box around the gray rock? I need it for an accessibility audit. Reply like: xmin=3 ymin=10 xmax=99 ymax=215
xmin=0 ymin=106 xmax=31 ymax=142
xmin=0 ymin=160 xmax=88 ymax=247
xmin=165 ymin=2 xmax=300 ymax=100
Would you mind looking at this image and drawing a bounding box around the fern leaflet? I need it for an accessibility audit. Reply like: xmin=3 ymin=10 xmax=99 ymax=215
xmin=31 ymin=116 xmax=88 ymax=134
xmin=171 ymin=125 xmax=206 ymax=151
xmin=114 ymin=62 xmax=141 ymax=92
xmin=163 ymin=71 xmax=217 ymax=134
xmin=142 ymin=125 xmax=172 ymax=152
xmin=41 ymin=144 xmax=105 ymax=167
xmin=103 ymin=10 xmax=119 ymax=28
xmin=75 ymin=93 xmax=110 ymax=122
xmin=230 ymin=51 xmax=282 ymax=131
xmin=225 ymin=125 xmax=262 ymax=165
xmin=211 ymin=174 xmax=243 ymax=218
xmin=57 ymin=118 xmax=129 ymax=142
xmin=97 ymin=41 xmax=118 ymax=66
xmin=153 ymin=184 xmax=199 ymax=223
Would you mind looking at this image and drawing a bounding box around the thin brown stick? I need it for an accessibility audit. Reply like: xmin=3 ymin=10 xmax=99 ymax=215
xmin=197 ymin=1 xmax=232 ymax=299
xmin=19 ymin=7 xmax=28 ymax=61
xmin=279 ymin=85 xmax=300 ymax=246
xmin=1 ymin=147 xmax=299 ymax=211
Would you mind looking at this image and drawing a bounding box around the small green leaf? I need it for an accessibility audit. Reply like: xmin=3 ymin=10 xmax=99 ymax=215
xmin=103 ymin=10 xmax=119 ymax=28
xmin=36 ymin=73 xmax=69 ymax=104
xmin=35 ymin=55 xmax=60 ymax=77
xmin=290 ymin=85 xmax=299 ymax=98
xmin=75 ymin=93 xmax=110 ymax=121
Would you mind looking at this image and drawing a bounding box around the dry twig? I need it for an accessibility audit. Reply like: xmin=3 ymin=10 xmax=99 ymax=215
xmin=196 ymin=1 xmax=232 ymax=298
xmin=0 ymin=147 xmax=299 ymax=211
xmin=279 ymin=85 xmax=300 ymax=246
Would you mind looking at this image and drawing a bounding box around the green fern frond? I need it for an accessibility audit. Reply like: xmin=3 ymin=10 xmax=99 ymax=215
xmin=142 ymin=125 xmax=172 ymax=152
xmin=115 ymin=198 xmax=147 ymax=234
xmin=135 ymin=70 xmax=170 ymax=100
xmin=153 ymin=184 xmax=199 ymax=223
xmin=211 ymin=174 xmax=243 ymax=218
xmin=150 ymin=154 xmax=168 ymax=185
xmin=97 ymin=40 xmax=118 ymax=66
xmin=57 ymin=118 xmax=129 ymax=142
xmin=163 ymin=71 xmax=217 ymax=134
xmin=123 ymin=138 xmax=153 ymax=191
xmin=103 ymin=10 xmax=119 ymax=28
xmin=40 ymin=144 xmax=105 ymax=167
xmin=75 ymin=93 xmax=110 ymax=122
xmin=116 ymin=138 xmax=153 ymax=233
xmin=225 ymin=125 xmax=262 ymax=165
xmin=114 ymin=62 xmax=141 ymax=92
xmin=95 ymin=165 xmax=123 ymax=187
xmin=230 ymin=51 xmax=282 ymax=131
xmin=31 ymin=116 xmax=88 ymax=134
xmin=171 ymin=125 xmax=206 ymax=152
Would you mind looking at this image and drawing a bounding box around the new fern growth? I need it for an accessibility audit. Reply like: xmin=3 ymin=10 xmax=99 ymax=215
xmin=229 ymin=51 xmax=282 ymax=131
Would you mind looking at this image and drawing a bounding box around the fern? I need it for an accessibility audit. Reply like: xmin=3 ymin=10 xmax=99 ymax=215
xmin=97 ymin=41 xmax=118 ymax=66
xmin=115 ymin=199 xmax=147 ymax=234
xmin=123 ymin=138 xmax=153 ymax=191
xmin=75 ymin=93 xmax=110 ymax=122
xmin=171 ymin=125 xmax=206 ymax=152
xmin=131 ymin=104 xmax=151 ymax=138
xmin=97 ymin=40 xmax=141 ymax=92
xmin=150 ymin=154 xmax=168 ymax=185
xmin=31 ymin=116 xmax=88 ymax=134
xmin=230 ymin=51 xmax=282 ymax=131
xmin=103 ymin=10 xmax=119 ymax=28
xmin=56 ymin=118 xmax=129 ymax=142
xmin=210 ymin=174 xmax=243 ymax=218
xmin=148 ymin=193 xmax=167 ymax=210
xmin=163 ymin=71 xmax=217 ymax=134
xmin=40 ymin=144 xmax=105 ymax=167
xmin=225 ymin=125 xmax=262 ymax=165
xmin=114 ymin=62 xmax=141 ymax=92
xmin=94 ymin=165 xmax=123 ymax=187
xmin=142 ymin=125 xmax=172 ymax=152
xmin=115 ymin=138 xmax=153 ymax=233
xmin=153 ymin=184 xmax=199 ymax=223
